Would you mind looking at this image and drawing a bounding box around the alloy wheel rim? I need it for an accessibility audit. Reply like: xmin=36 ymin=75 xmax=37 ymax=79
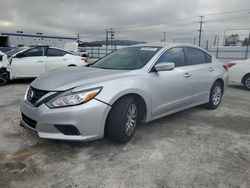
xmin=245 ymin=77 xmax=250 ymax=89
xmin=212 ymin=86 xmax=222 ymax=106
xmin=125 ymin=103 xmax=137 ymax=136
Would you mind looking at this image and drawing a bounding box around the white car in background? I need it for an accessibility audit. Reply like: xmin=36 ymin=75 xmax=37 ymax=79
xmin=228 ymin=59 xmax=250 ymax=90
xmin=0 ymin=46 xmax=87 ymax=85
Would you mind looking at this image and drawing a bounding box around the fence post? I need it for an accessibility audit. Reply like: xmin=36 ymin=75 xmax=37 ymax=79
xmin=206 ymin=40 xmax=208 ymax=50
xmin=91 ymin=47 xmax=93 ymax=58
xmin=245 ymin=45 xmax=249 ymax=59
xmin=98 ymin=47 xmax=100 ymax=59
xmin=216 ymin=37 xmax=219 ymax=58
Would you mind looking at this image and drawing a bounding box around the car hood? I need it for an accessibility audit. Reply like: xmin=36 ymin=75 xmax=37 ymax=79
xmin=31 ymin=67 xmax=130 ymax=91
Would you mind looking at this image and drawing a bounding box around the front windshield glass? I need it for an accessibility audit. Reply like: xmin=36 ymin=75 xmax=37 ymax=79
xmin=5 ymin=47 xmax=27 ymax=58
xmin=93 ymin=46 xmax=160 ymax=70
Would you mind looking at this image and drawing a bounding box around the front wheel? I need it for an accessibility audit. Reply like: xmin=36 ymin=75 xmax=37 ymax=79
xmin=0 ymin=69 xmax=10 ymax=86
xmin=204 ymin=81 xmax=223 ymax=110
xmin=105 ymin=96 xmax=138 ymax=143
xmin=243 ymin=74 xmax=250 ymax=91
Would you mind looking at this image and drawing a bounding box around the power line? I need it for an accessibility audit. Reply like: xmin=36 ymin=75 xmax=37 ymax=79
xmin=203 ymin=8 xmax=250 ymax=16
xmin=77 ymin=8 xmax=250 ymax=42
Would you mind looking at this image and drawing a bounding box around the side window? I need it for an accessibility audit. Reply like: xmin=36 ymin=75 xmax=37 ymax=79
xmin=46 ymin=48 xmax=67 ymax=57
xmin=156 ymin=47 xmax=186 ymax=67
xmin=23 ymin=47 xmax=44 ymax=57
xmin=204 ymin=52 xmax=212 ymax=63
xmin=185 ymin=47 xmax=207 ymax=65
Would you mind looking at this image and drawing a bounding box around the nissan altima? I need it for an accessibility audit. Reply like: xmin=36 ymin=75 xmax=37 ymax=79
xmin=20 ymin=43 xmax=229 ymax=143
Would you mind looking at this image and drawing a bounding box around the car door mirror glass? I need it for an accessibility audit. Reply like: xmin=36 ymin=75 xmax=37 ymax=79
xmin=154 ymin=62 xmax=175 ymax=71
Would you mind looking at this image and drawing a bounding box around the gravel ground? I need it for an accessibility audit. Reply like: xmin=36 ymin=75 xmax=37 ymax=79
xmin=0 ymin=80 xmax=250 ymax=188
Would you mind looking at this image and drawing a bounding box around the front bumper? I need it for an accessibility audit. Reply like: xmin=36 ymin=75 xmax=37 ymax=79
xmin=20 ymin=99 xmax=111 ymax=141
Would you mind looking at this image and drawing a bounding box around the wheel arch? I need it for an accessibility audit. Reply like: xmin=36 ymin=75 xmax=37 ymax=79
xmin=214 ymin=78 xmax=225 ymax=94
xmin=108 ymin=93 xmax=148 ymax=123
xmin=241 ymin=73 xmax=250 ymax=83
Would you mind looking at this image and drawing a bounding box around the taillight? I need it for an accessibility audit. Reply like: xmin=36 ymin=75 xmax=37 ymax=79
xmin=81 ymin=57 xmax=87 ymax=63
xmin=227 ymin=63 xmax=236 ymax=68
xmin=223 ymin=65 xmax=228 ymax=72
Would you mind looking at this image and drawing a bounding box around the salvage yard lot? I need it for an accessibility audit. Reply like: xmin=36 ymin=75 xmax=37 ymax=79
xmin=0 ymin=81 xmax=250 ymax=188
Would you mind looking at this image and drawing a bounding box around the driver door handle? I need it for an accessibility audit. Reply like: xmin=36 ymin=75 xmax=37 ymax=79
xmin=37 ymin=60 xmax=44 ymax=63
xmin=184 ymin=73 xmax=192 ymax=78
xmin=209 ymin=67 xmax=214 ymax=72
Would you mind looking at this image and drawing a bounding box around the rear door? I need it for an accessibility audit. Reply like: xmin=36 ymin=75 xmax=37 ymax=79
xmin=10 ymin=47 xmax=46 ymax=78
xmin=44 ymin=48 xmax=70 ymax=72
xmin=149 ymin=47 xmax=193 ymax=116
xmin=184 ymin=47 xmax=212 ymax=104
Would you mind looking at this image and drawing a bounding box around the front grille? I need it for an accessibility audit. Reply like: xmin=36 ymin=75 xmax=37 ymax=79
xmin=22 ymin=113 xmax=37 ymax=129
xmin=27 ymin=87 xmax=49 ymax=104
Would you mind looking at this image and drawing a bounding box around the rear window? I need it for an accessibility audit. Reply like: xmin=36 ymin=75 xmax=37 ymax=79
xmin=46 ymin=48 xmax=67 ymax=57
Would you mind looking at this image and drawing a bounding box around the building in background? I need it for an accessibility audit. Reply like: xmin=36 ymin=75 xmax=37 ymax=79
xmin=225 ymin=34 xmax=242 ymax=46
xmin=0 ymin=32 xmax=77 ymax=48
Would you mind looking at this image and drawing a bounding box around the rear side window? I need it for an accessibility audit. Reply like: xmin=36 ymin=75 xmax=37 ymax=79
xmin=185 ymin=47 xmax=207 ymax=65
xmin=46 ymin=48 xmax=67 ymax=57
xmin=204 ymin=52 xmax=212 ymax=63
xmin=156 ymin=47 xmax=186 ymax=67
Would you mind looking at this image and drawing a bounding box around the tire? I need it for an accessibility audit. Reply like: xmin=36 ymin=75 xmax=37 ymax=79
xmin=204 ymin=81 xmax=223 ymax=110
xmin=243 ymin=74 xmax=250 ymax=91
xmin=105 ymin=96 xmax=138 ymax=143
xmin=0 ymin=69 xmax=10 ymax=86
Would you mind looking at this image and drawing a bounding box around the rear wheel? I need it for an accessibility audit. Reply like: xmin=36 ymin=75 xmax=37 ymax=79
xmin=0 ymin=69 xmax=10 ymax=86
xmin=243 ymin=74 xmax=250 ymax=90
xmin=105 ymin=96 xmax=138 ymax=143
xmin=204 ymin=81 xmax=223 ymax=110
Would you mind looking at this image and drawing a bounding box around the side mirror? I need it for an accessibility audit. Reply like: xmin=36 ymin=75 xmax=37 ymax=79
xmin=154 ymin=62 xmax=175 ymax=71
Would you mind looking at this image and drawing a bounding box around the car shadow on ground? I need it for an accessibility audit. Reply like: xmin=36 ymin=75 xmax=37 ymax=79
xmin=228 ymin=84 xmax=246 ymax=91
xmin=9 ymin=78 xmax=35 ymax=85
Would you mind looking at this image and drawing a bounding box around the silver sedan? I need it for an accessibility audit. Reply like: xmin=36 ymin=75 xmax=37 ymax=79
xmin=20 ymin=43 xmax=229 ymax=143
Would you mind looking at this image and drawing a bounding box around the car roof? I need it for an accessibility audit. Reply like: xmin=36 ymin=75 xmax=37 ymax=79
xmin=132 ymin=42 xmax=211 ymax=55
xmin=133 ymin=42 xmax=200 ymax=48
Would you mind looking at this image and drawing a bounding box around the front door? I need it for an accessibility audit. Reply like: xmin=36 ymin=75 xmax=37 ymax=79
xmin=10 ymin=47 xmax=46 ymax=78
xmin=149 ymin=47 xmax=193 ymax=117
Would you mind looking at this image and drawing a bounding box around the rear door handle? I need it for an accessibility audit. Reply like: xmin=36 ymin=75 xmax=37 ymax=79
xmin=184 ymin=73 xmax=192 ymax=78
xmin=209 ymin=67 xmax=214 ymax=72
xmin=37 ymin=60 xmax=44 ymax=63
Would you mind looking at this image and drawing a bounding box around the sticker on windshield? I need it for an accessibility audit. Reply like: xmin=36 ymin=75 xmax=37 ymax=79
xmin=140 ymin=47 xmax=158 ymax=52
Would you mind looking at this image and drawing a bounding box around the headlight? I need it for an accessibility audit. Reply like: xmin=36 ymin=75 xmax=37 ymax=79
xmin=47 ymin=87 xmax=102 ymax=108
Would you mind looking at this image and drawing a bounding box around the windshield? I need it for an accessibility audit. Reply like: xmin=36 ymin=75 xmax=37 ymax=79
xmin=5 ymin=47 xmax=27 ymax=58
xmin=93 ymin=46 xmax=160 ymax=70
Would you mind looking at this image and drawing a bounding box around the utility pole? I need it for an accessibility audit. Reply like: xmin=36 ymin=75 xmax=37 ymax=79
xmin=223 ymin=30 xmax=226 ymax=46
xmin=161 ymin=32 xmax=166 ymax=42
xmin=110 ymin=28 xmax=115 ymax=49
xmin=106 ymin=29 xmax=108 ymax=55
xmin=213 ymin=35 xmax=217 ymax=46
xmin=198 ymin=15 xmax=204 ymax=47
xmin=77 ymin=33 xmax=80 ymax=44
